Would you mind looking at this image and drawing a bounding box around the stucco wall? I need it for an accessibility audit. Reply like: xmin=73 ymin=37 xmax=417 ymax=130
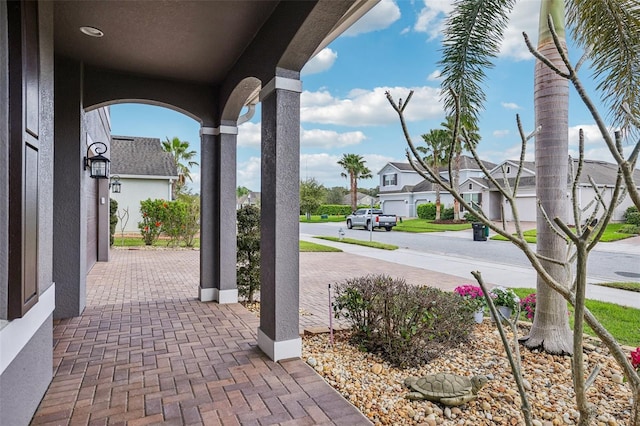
xmin=110 ymin=177 xmax=173 ymax=233
xmin=0 ymin=0 xmax=9 ymax=321
xmin=0 ymin=2 xmax=55 ymax=424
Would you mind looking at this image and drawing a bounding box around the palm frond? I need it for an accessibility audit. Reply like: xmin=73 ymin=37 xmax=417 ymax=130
xmin=567 ymin=0 xmax=640 ymax=133
xmin=439 ymin=0 xmax=516 ymax=126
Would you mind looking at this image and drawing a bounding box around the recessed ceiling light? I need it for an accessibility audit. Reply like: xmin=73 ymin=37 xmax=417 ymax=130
xmin=80 ymin=26 xmax=104 ymax=38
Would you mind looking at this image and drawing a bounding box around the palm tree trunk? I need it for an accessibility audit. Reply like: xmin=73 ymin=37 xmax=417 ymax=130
xmin=435 ymin=185 xmax=441 ymax=220
xmin=351 ymin=173 xmax=357 ymax=212
xmin=453 ymin=150 xmax=461 ymax=221
xmin=521 ymin=0 xmax=572 ymax=355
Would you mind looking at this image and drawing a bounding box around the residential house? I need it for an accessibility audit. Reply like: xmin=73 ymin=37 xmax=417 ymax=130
xmin=379 ymin=156 xmax=496 ymax=217
xmin=237 ymin=191 xmax=261 ymax=209
xmin=378 ymin=156 xmax=639 ymax=223
xmin=110 ymin=136 xmax=178 ymax=233
xmin=485 ymin=158 xmax=640 ymax=223
xmin=0 ymin=2 xmax=375 ymax=424
xmin=341 ymin=191 xmax=378 ymax=208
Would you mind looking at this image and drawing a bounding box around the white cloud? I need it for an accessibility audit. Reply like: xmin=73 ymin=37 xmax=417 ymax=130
xmin=411 ymin=0 xmax=538 ymax=61
xmin=237 ymin=156 xmax=261 ymax=191
xmin=302 ymin=48 xmax=338 ymax=76
xmin=498 ymin=1 xmax=539 ymax=61
xmin=427 ymin=70 xmax=442 ymax=82
xmin=238 ymin=121 xmax=261 ymax=148
xmin=301 ymin=85 xmax=443 ymax=126
xmin=302 ymin=128 xmax=366 ymax=149
xmin=413 ymin=0 xmax=454 ymax=40
xmin=568 ymin=124 xmax=610 ymax=146
xmin=302 ymin=152 xmax=397 ymax=187
xmin=501 ymin=102 xmax=521 ymax=110
xmin=343 ymin=0 xmax=401 ymax=36
xmin=493 ymin=129 xmax=510 ymax=138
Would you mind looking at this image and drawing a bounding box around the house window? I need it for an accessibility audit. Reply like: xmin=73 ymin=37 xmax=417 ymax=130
xmin=506 ymin=166 xmax=511 ymax=174
xmin=383 ymin=174 xmax=397 ymax=186
xmin=468 ymin=183 xmax=472 ymax=190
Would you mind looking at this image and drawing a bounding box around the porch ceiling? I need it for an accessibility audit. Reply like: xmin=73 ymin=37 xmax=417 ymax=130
xmin=53 ymin=1 xmax=279 ymax=84
xmin=53 ymin=1 xmax=376 ymax=87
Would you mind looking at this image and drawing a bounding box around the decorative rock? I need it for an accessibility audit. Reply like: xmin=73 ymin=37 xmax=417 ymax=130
xmin=444 ymin=407 xmax=452 ymax=419
xmin=607 ymin=420 xmax=617 ymax=426
xmin=307 ymin=357 xmax=317 ymax=367
xmin=372 ymin=363 xmax=383 ymax=375
xmin=523 ymin=379 xmax=532 ymax=391
xmin=532 ymin=420 xmax=543 ymax=426
xmin=611 ymin=374 xmax=624 ymax=384
xmin=481 ymin=401 xmax=491 ymax=411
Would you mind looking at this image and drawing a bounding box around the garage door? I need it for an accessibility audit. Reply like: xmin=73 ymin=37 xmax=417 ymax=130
xmin=383 ymin=200 xmax=407 ymax=217
xmin=86 ymin=179 xmax=98 ymax=271
xmin=516 ymin=196 xmax=537 ymax=222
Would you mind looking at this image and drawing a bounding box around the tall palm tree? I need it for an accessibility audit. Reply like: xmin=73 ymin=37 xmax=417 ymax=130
xmin=440 ymin=116 xmax=480 ymax=221
xmin=439 ymin=0 xmax=640 ymax=357
xmin=418 ymin=129 xmax=449 ymax=220
xmin=162 ymin=136 xmax=199 ymax=197
xmin=337 ymin=154 xmax=372 ymax=212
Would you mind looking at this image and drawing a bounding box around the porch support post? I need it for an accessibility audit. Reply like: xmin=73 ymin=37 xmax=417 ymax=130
xmin=199 ymin=128 xmax=218 ymax=302
xmin=257 ymin=71 xmax=302 ymax=361
xmin=217 ymin=124 xmax=238 ymax=303
xmin=199 ymin=125 xmax=238 ymax=303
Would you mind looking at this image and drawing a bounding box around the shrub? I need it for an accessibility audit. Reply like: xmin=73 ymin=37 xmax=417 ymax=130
xmin=417 ymin=203 xmax=436 ymax=220
xmin=441 ymin=206 xmax=455 ymax=220
xmin=620 ymin=224 xmax=640 ymax=235
xmin=138 ymin=199 xmax=168 ymax=245
xmin=463 ymin=211 xmax=481 ymax=223
xmin=624 ymin=206 xmax=639 ymax=222
xmin=316 ymin=204 xmax=353 ymax=216
xmin=625 ymin=211 xmax=640 ymax=226
xmin=109 ymin=198 xmax=118 ymax=246
xmin=177 ymin=194 xmax=200 ymax=247
xmin=237 ymin=205 xmax=261 ymax=303
xmin=162 ymin=201 xmax=188 ymax=247
xmin=520 ymin=293 xmax=536 ymax=320
xmin=333 ymin=275 xmax=474 ymax=367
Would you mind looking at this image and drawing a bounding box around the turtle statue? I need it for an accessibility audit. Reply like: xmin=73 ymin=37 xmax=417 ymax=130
xmin=404 ymin=373 xmax=488 ymax=406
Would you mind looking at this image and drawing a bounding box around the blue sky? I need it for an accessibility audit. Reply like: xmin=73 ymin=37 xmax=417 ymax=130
xmin=111 ymin=0 xmax=625 ymax=193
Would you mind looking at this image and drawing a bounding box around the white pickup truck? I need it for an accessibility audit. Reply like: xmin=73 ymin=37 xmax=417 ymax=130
xmin=346 ymin=208 xmax=397 ymax=231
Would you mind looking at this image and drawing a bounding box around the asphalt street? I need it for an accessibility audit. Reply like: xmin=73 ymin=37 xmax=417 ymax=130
xmin=300 ymin=221 xmax=640 ymax=308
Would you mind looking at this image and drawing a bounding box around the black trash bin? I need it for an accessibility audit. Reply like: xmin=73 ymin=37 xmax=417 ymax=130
xmin=472 ymin=223 xmax=487 ymax=241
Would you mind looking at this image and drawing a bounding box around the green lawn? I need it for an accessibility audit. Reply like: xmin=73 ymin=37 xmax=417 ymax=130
xmin=490 ymin=223 xmax=636 ymax=243
xmin=299 ymin=215 xmax=347 ymax=223
xmin=507 ymin=287 xmax=639 ymax=346
xmin=597 ymin=282 xmax=640 ymax=293
xmin=299 ymin=241 xmax=342 ymax=252
xmin=315 ymin=236 xmax=398 ymax=250
xmin=393 ymin=218 xmax=472 ymax=233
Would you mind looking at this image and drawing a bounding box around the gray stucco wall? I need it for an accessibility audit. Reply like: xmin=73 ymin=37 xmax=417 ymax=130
xmin=0 ymin=0 xmax=9 ymax=321
xmin=0 ymin=315 xmax=53 ymax=426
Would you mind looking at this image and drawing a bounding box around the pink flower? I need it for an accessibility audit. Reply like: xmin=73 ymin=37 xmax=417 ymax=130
xmin=631 ymin=347 xmax=640 ymax=370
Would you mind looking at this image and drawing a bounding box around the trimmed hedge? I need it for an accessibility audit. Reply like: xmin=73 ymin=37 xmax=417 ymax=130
xmin=316 ymin=205 xmax=353 ymax=216
xmin=417 ymin=203 xmax=436 ymax=220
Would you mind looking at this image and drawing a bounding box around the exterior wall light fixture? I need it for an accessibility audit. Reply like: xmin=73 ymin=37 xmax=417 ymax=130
xmin=84 ymin=141 xmax=110 ymax=179
xmin=110 ymin=175 xmax=122 ymax=193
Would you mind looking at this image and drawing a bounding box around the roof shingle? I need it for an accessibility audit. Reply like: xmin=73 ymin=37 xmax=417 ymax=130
xmin=110 ymin=136 xmax=178 ymax=177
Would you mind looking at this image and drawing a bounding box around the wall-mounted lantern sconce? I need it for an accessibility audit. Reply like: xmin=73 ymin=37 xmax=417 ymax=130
xmin=84 ymin=141 xmax=110 ymax=179
xmin=110 ymin=175 xmax=122 ymax=193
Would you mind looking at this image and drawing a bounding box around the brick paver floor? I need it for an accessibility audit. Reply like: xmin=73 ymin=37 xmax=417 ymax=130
xmin=31 ymin=248 xmax=470 ymax=425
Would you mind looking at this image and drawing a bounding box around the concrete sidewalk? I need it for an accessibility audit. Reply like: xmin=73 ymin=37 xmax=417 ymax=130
xmin=301 ymin=234 xmax=640 ymax=309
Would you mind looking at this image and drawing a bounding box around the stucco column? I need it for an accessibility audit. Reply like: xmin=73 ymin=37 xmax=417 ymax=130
xmin=52 ymin=57 xmax=86 ymax=319
xmin=199 ymin=126 xmax=238 ymax=303
xmin=257 ymin=72 xmax=302 ymax=361
xmin=199 ymin=128 xmax=219 ymax=302
xmin=217 ymin=124 xmax=238 ymax=302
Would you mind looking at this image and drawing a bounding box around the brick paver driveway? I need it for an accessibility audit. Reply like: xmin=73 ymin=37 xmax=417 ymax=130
xmin=31 ymin=248 xmax=469 ymax=425
xmin=31 ymin=249 xmax=372 ymax=426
